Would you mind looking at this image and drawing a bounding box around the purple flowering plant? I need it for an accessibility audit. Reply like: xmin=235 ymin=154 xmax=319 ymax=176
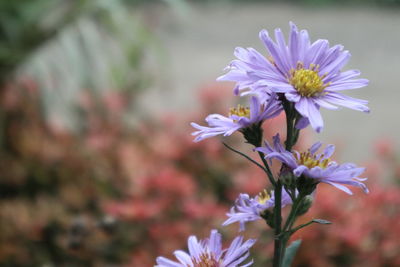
xmin=157 ymin=22 xmax=369 ymax=267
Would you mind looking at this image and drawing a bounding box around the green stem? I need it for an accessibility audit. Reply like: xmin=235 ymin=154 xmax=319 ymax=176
xmin=241 ymin=123 xmax=276 ymax=187
xmin=287 ymin=221 xmax=314 ymax=235
xmin=272 ymin=181 xmax=283 ymax=267
xmin=282 ymin=194 xmax=305 ymax=232
xmin=283 ymin=201 xmax=299 ymax=233
xmin=285 ymin=105 xmax=295 ymax=151
xmin=222 ymin=142 xmax=271 ymax=177
xmin=257 ymin=151 xmax=276 ymax=187
xmin=277 ymin=195 xmax=298 ymax=263
xmin=273 ymin=100 xmax=299 ymax=267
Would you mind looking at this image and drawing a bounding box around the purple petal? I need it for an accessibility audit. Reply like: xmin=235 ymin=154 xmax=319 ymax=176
xmin=329 ymin=69 xmax=361 ymax=82
xmin=325 ymin=181 xmax=353 ymax=195
xmin=320 ymin=51 xmax=351 ymax=80
xmin=304 ymin=39 xmax=329 ymax=68
xmin=156 ymin=257 xmax=182 ymax=267
xmin=274 ymin=28 xmax=292 ymax=73
xmin=288 ymin=21 xmax=300 ymax=66
xmin=295 ymin=98 xmax=324 ymax=133
xmin=295 ymin=116 xmax=309 ymax=130
xmin=323 ymin=92 xmax=369 ymax=113
xmin=187 ymin=236 xmax=202 ymax=259
xmin=327 ymin=79 xmax=369 ymax=91
xmin=309 ymin=142 xmax=322 ymax=154
xmin=208 ymin=230 xmax=222 ymax=256
xmin=297 ymin=29 xmax=311 ymax=62
xmin=323 ymin=144 xmax=335 ymax=158
xmin=174 ymin=251 xmax=193 ymax=266
xmin=259 ymin=29 xmax=288 ymax=74
xmin=313 ymin=98 xmax=339 ymax=110
xmin=293 ymin=165 xmax=308 ymax=177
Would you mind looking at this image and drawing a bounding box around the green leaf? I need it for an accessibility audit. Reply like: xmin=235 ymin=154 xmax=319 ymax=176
xmin=312 ymin=219 xmax=332 ymax=224
xmin=282 ymin=239 xmax=302 ymax=267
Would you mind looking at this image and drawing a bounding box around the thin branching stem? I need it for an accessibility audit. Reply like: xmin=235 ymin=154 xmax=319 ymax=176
xmin=257 ymin=151 xmax=276 ymax=187
xmin=222 ymin=142 xmax=264 ymax=171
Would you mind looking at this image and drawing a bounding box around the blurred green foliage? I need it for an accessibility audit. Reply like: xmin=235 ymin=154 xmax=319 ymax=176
xmin=0 ymin=0 xmax=88 ymax=83
xmin=0 ymin=0 xmax=159 ymax=132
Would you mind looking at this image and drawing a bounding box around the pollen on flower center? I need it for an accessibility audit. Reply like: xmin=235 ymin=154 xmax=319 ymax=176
xmin=294 ymin=151 xmax=331 ymax=169
xmin=257 ymin=189 xmax=271 ymax=205
xmin=193 ymin=253 xmax=220 ymax=267
xmin=229 ymin=105 xmax=250 ymax=118
xmin=289 ymin=64 xmax=329 ymax=97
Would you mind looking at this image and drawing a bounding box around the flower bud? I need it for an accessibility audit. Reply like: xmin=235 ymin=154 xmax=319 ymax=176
xmin=280 ymin=172 xmax=296 ymax=191
xmin=296 ymin=175 xmax=318 ymax=195
xmin=241 ymin=122 xmax=263 ymax=147
xmin=297 ymin=195 xmax=314 ymax=215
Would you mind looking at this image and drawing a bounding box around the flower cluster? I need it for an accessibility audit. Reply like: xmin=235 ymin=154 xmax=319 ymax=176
xmin=218 ymin=22 xmax=369 ymax=133
xmin=158 ymin=22 xmax=370 ymax=266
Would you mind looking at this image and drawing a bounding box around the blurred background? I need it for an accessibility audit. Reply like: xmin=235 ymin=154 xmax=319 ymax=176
xmin=0 ymin=0 xmax=399 ymax=266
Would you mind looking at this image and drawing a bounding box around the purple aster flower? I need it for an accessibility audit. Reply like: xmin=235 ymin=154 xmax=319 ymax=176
xmin=218 ymin=22 xmax=369 ymax=133
xmin=223 ymin=189 xmax=294 ymax=231
xmin=155 ymin=229 xmax=256 ymax=267
xmin=256 ymin=134 xmax=369 ymax=195
xmin=191 ymin=93 xmax=282 ymax=142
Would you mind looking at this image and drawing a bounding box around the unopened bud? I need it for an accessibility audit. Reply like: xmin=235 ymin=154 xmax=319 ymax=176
xmin=297 ymin=195 xmax=314 ymax=215
xmin=280 ymin=172 xmax=296 ymax=190
xmin=240 ymin=122 xmax=263 ymax=146
xmin=296 ymin=175 xmax=318 ymax=195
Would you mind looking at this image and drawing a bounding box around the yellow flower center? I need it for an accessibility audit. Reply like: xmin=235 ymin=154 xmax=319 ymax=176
xmin=289 ymin=64 xmax=329 ymax=97
xmin=257 ymin=189 xmax=271 ymax=205
xmin=229 ymin=105 xmax=250 ymax=118
xmin=193 ymin=253 xmax=220 ymax=267
xmin=294 ymin=151 xmax=331 ymax=169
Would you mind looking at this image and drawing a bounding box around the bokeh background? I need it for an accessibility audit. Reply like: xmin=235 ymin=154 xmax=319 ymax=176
xmin=1 ymin=0 xmax=399 ymax=266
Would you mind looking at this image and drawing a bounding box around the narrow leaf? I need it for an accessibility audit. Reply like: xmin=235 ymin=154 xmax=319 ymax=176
xmin=282 ymin=239 xmax=302 ymax=267
xmin=312 ymin=219 xmax=332 ymax=225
